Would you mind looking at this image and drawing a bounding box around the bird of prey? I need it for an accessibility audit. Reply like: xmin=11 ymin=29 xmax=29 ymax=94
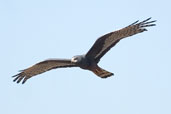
xmin=13 ymin=18 xmax=156 ymax=84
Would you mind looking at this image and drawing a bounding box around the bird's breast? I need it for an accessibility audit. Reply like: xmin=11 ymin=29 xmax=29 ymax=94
xmin=78 ymin=57 xmax=96 ymax=70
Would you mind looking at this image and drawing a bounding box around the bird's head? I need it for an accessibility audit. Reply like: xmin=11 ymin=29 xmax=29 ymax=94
xmin=71 ymin=55 xmax=83 ymax=64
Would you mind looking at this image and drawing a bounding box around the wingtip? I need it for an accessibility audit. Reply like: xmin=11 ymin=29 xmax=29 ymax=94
xmin=146 ymin=17 xmax=152 ymax=21
xmin=22 ymin=79 xmax=27 ymax=84
xmin=148 ymin=17 xmax=152 ymax=20
xmin=12 ymin=72 xmax=27 ymax=84
xmin=12 ymin=73 xmax=20 ymax=78
xmin=129 ymin=20 xmax=139 ymax=26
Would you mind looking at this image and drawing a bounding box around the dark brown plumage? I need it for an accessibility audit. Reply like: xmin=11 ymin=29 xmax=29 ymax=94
xmin=13 ymin=18 xmax=156 ymax=84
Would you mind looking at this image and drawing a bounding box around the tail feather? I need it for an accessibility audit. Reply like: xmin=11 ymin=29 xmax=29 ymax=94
xmin=91 ymin=66 xmax=113 ymax=78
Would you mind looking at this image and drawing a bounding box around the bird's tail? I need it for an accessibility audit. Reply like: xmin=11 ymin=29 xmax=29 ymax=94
xmin=90 ymin=65 xmax=114 ymax=78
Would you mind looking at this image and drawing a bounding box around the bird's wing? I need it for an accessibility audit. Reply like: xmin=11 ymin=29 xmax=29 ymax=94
xmin=86 ymin=18 xmax=156 ymax=63
xmin=12 ymin=59 xmax=77 ymax=84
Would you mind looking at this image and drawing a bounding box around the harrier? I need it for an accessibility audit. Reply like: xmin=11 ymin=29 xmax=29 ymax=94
xmin=13 ymin=18 xmax=156 ymax=84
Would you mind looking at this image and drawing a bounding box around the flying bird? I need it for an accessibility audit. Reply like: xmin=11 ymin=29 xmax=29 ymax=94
xmin=13 ymin=18 xmax=156 ymax=84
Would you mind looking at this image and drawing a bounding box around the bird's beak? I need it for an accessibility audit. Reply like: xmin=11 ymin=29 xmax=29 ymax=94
xmin=71 ymin=58 xmax=77 ymax=63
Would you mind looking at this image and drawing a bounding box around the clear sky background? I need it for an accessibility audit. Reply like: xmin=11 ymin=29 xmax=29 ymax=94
xmin=0 ymin=0 xmax=170 ymax=114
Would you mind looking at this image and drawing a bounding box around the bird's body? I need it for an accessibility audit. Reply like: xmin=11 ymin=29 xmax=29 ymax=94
xmin=13 ymin=18 xmax=156 ymax=84
xmin=71 ymin=55 xmax=113 ymax=78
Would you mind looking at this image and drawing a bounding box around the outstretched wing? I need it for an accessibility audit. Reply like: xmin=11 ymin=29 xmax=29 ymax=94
xmin=12 ymin=59 xmax=77 ymax=84
xmin=86 ymin=18 xmax=156 ymax=63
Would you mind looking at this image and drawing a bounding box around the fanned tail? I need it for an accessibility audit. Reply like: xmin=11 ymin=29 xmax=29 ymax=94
xmin=90 ymin=65 xmax=113 ymax=78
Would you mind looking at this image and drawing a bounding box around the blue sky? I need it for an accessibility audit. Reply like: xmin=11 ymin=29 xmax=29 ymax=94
xmin=0 ymin=0 xmax=170 ymax=114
